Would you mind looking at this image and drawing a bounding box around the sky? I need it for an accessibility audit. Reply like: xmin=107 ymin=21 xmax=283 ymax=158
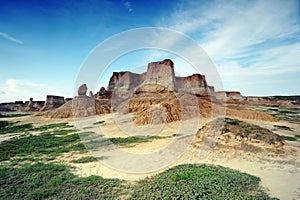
xmin=0 ymin=0 xmax=299 ymax=102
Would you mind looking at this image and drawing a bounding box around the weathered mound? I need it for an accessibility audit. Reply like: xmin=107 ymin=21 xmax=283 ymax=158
xmin=107 ymin=59 xmax=213 ymax=98
xmin=115 ymin=86 xmax=276 ymax=125
xmin=40 ymin=97 xmax=111 ymax=118
xmin=133 ymin=93 xmax=200 ymax=125
xmin=24 ymin=98 xmax=44 ymax=111
xmin=40 ymin=95 xmax=65 ymax=111
xmin=39 ymin=84 xmax=111 ymax=118
xmin=95 ymin=87 xmax=111 ymax=99
xmin=225 ymin=108 xmax=278 ymax=122
xmin=115 ymin=90 xmax=210 ymax=125
xmin=193 ymin=118 xmax=284 ymax=153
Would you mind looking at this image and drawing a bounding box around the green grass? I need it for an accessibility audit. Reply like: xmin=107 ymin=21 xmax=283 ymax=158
xmin=0 ymin=120 xmax=13 ymax=127
xmin=0 ymin=113 xmax=31 ymax=118
xmin=225 ymin=118 xmax=241 ymax=125
xmin=249 ymin=105 xmax=300 ymax=123
xmin=277 ymin=110 xmax=296 ymax=114
xmin=93 ymin=120 xmax=105 ymax=125
xmin=70 ymin=156 xmax=98 ymax=163
xmin=52 ymin=129 xmax=77 ymax=135
xmin=242 ymin=125 xmax=252 ymax=134
xmin=0 ymin=121 xmax=33 ymax=134
xmin=222 ymin=118 xmax=283 ymax=145
xmin=0 ymin=132 xmax=87 ymax=162
xmin=0 ymin=162 xmax=128 ymax=200
xmin=0 ymin=121 xmax=75 ymax=135
xmin=32 ymin=122 xmax=74 ymax=131
xmin=281 ymin=135 xmax=298 ymax=141
xmin=0 ymin=163 xmax=277 ymax=199
xmin=109 ymin=135 xmax=169 ymax=147
xmin=130 ymin=164 xmax=278 ymax=200
xmin=274 ymin=125 xmax=293 ymax=131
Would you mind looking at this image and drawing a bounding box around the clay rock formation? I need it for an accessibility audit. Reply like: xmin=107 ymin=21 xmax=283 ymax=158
xmin=78 ymin=84 xmax=88 ymax=96
xmin=42 ymin=98 xmax=110 ymax=118
xmin=193 ymin=118 xmax=284 ymax=155
xmin=41 ymin=84 xmax=111 ymax=118
xmin=25 ymin=98 xmax=45 ymax=111
xmin=176 ymin=74 xmax=209 ymax=96
xmin=132 ymin=92 xmax=200 ymax=125
xmin=108 ymin=72 xmax=145 ymax=92
xmin=39 ymin=59 xmax=278 ymax=123
xmin=40 ymin=95 xmax=65 ymax=111
xmin=215 ymin=91 xmax=245 ymax=102
xmin=107 ymin=59 xmax=214 ymax=97
xmin=143 ymin=59 xmax=176 ymax=91
xmin=95 ymin=87 xmax=111 ymax=99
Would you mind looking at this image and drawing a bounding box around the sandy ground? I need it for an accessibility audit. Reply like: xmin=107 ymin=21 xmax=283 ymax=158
xmin=1 ymin=113 xmax=300 ymax=200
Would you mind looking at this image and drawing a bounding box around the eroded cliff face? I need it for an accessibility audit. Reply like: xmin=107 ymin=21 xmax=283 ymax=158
xmin=40 ymin=59 xmax=279 ymax=123
xmin=105 ymin=59 xmax=213 ymax=97
xmin=107 ymin=71 xmax=145 ymax=92
xmin=143 ymin=59 xmax=176 ymax=91
xmin=176 ymin=74 xmax=209 ymax=96
xmin=40 ymin=95 xmax=65 ymax=111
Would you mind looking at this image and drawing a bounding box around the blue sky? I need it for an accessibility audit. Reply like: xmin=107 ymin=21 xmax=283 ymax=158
xmin=0 ymin=0 xmax=299 ymax=102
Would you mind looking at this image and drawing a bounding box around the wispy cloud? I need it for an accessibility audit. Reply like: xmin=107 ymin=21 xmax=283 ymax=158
xmin=123 ymin=1 xmax=133 ymax=12
xmin=155 ymin=0 xmax=300 ymax=95
xmin=0 ymin=79 xmax=59 ymax=102
xmin=0 ymin=32 xmax=23 ymax=44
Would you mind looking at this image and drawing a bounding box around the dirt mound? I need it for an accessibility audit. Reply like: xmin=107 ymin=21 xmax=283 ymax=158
xmin=225 ymin=108 xmax=278 ymax=122
xmin=115 ymin=92 xmax=201 ymax=125
xmin=39 ymin=97 xmax=111 ymax=118
xmin=193 ymin=118 xmax=284 ymax=153
xmin=126 ymin=92 xmax=277 ymax=125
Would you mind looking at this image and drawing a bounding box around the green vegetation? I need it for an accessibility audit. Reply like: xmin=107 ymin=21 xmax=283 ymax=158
xmin=222 ymin=118 xmax=282 ymax=145
xmin=130 ymin=164 xmax=277 ymax=200
xmin=52 ymin=129 xmax=77 ymax=135
xmin=0 ymin=113 xmax=31 ymax=118
xmin=242 ymin=125 xmax=252 ymax=133
xmin=281 ymin=135 xmax=298 ymax=141
xmin=0 ymin=117 xmax=279 ymax=199
xmin=32 ymin=122 xmax=74 ymax=131
xmin=225 ymin=118 xmax=241 ymax=125
xmin=110 ymin=135 xmax=169 ymax=147
xmin=0 ymin=163 xmax=128 ymax=200
xmin=0 ymin=121 xmax=33 ymax=134
xmin=0 ymin=163 xmax=277 ymax=199
xmin=70 ymin=156 xmax=98 ymax=163
xmin=0 ymin=132 xmax=87 ymax=162
xmin=274 ymin=124 xmax=293 ymax=131
xmin=93 ymin=120 xmax=105 ymax=125
xmin=0 ymin=121 xmax=75 ymax=135
xmin=249 ymin=105 xmax=300 ymax=123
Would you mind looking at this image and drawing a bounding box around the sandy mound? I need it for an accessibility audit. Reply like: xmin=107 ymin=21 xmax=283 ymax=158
xmin=39 ymin=97 xmax=111 ymax=118
xmin=124 ymin=91 xmax=277 ymax=125
xmin=115 ymin=92 xmax=201 ymax=125
xmin=225 ymin=108 xmax=278 ymax=122
xmin=193 ymin=118 xmax=284 ymax=153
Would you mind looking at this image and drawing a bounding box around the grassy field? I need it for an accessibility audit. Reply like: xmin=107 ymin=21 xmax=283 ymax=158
xmin=248 ymin=105 xmax=300 ymax=123
xmin=0 ymin=162 xmax=277 ymax=199
xmin=0 ymin=119 xmax=279 ymax=199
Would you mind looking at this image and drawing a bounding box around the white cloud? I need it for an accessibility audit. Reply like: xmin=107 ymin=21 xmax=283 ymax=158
xmin=0 ymin=32 xmax=23 ymax=44
xmin=0 ymin=79 xmax=66 ymax=102
xmin=123 ymin=1 xmax=133 ymax=12
xmin=156 ymin=0 xmax=300 ymax=95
